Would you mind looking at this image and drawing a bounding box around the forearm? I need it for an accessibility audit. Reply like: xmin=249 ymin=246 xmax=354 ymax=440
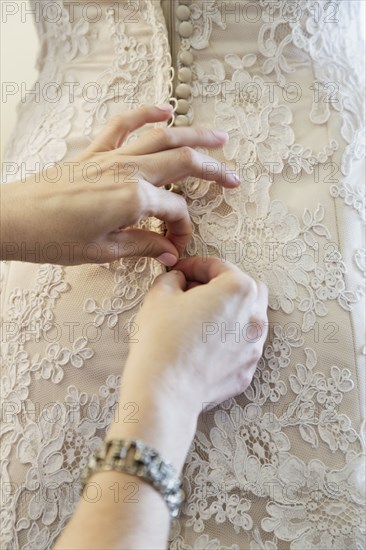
xmin=54 ymin=470 xmax=170 ymax=550
xmin=1 ymin=182 xmax=20 ymax=261
xmin=54 ymin=375 xmax=198 ymax=549
xmin=0 ymin=181 xmax=38 ymax=262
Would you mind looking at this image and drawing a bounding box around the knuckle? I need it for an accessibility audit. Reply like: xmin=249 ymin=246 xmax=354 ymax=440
xmin=150 ymin=127 xmax=170 ymax=147
xmin=226 ymin=274 xmax=245 ymax=295
xmin=245 ymin=277 xmax=258 ymax=298
xmin=126 ymin=183 xmax=146 ymax=216
xmin=175 ymin=193 xmax=189 ymax=212
xmin=179 ymin=146 xmax=195 ymax=165
xmin=250 ymin=343 xmax=263 ymax=364
xmin=236 ymin=369 xmax=252 ymax=393
xmin=250 ymin=313 xmax=267 ymax=331
xmin=108 ymin=114 xmax=124 ymax=128
xmin=195 ymin=127 xmax=209 ymax=140
xmin=227 ymin=273 xmax=255 ymax=297
xmin=139 ymin=105 xmax=153 ymax=118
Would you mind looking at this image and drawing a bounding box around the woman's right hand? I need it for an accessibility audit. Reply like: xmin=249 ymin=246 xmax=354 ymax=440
xmin=121 ymin=256 xmax=268 ymax=417
xmin=107 ymin=256 xmax=268 ymax=471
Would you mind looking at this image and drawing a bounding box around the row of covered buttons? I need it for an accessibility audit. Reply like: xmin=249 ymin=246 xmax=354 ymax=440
xmin=174 ymin=0 xmax=193 ymax=127
xmin=166 ymin=0 xmax=193 ymax=193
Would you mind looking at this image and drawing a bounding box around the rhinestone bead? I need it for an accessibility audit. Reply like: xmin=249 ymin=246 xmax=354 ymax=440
xmin=178 ymin=67 xmax=192 ymax=82
xmin=176 ymin=83 xmax=191 ymax=99
xmin=178 ymin=21 xmax=193 ymax=38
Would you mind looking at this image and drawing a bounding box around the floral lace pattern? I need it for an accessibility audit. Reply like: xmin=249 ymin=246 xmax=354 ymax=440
xmin=1 ymin=1 xmax=365 ymax=549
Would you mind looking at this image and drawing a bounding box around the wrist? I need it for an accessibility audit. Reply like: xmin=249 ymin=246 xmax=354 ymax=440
xmin=106 ymin=376 xmax=198 ymax=473
xmin=1 ymin=181 xmax=35 ymax=261
xmin=1 ymin=184 xmax=19 ymax=259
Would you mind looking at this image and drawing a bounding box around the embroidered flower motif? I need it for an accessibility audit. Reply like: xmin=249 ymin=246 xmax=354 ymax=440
xmin=261 ymin=454 xmax=366 ymax=550
xmin=330 ymin=181 xmax=366 ymax=223
xmin=198 ymin=176 xmax=315 ymax=315
xmin=170 ymin=533 xmax=240 ymax=550
xmin=183 ymin=402 xmax=291 ymax=534
xmin=214 ymin=69 xmax=294 ymax=172
xmin=315 ymin=366 xmax=353 ymax=407
xmin=23 ymin=522 xmax=51 ymax=550
xmin=38 ymin=338 xmax=94 ymax=384
xmin=24 ymin=95 xmax=74 ymax=169
xmin=16 ymin=404 xmax=73 ymax=527
xmin=48 ymin=0 xmax=90 ymax=62
xmin=99 ymin=374 xmax=121 ymax=409
xmin=318 ymin=411 xmax=359 ymax=453
xmin=0 ymin=342 xmax=31 ymax=406
xmin=189 ymin=0 xmax=226 ymax=49
xmin=259 ymin=368 xmax=287 ymax=403
xmin=310 ymin=267 xmax=345 ymax=301
xmin=354 ymin=248 xmax=366 ymax=277
xmin=250 ymin=529 xmax=277 ymax=550
xmin=84 ymin=257 xmax=159 ymax=328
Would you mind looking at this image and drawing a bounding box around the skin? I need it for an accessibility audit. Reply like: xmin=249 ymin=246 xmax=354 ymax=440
xmin=1 ymin=103 xmax=268 ymax=548
xmin=1 ymin=103 xmax=240 ymax=266
xmin=54 ymin=257 xmax=268 ymax=549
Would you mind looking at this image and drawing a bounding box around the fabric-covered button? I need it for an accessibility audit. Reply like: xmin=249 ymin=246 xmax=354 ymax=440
xmin=178 ymin=21 xmax=193 ymax=38
xmin=179 ymin=50 xmax=194 ymax=65
xmin=176 ymin=99 xmax=189 ymax=114
xmin=178 ymin=67 xmax=192 ymax=82
xmin=177 ymin=5 xmax=191 ymax=21
xmin=176 ymin=83 xmax=191 ymax=99
xmin=174 ymin=115 xmax=190 ymax=126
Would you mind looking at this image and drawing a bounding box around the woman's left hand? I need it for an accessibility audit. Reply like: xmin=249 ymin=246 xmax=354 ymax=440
xmin=1 ymin=103 xmax=238 ymax=266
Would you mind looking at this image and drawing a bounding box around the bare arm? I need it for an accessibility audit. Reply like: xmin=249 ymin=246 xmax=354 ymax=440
xmin=54 ymin=258 xmax=268 ymax=549
xmin=54 ymin=378 xmax=196 ymax=550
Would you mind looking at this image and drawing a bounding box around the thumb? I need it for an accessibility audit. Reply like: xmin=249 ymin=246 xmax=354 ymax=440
xmin=105 ymin=228 xmax=179 ymax=266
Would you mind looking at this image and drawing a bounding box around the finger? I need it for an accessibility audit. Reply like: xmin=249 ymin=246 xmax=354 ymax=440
xmin=186 ymin=281 xmax=201 ymax=290
xmin=150 ymin=269 xmax=187 ymax=293
xmin=142 ymin=184 xmax=192 ymax=256
xmin=173 ymin=257 xmax=242 ymax=284
xmin=174 ymin=257 xmax=258 ymax=304
xmin=86 ymin=104 xmax=174 ymax=153
xmin=136 ymin=147 xmax=240 ymax=188
xmin=105 ymin=228 xmax=179 ymax=265
xmin=120 ymin=126 xmax=229 ymax=156
xmin=106 ymin=180 xmax=192 ymax=256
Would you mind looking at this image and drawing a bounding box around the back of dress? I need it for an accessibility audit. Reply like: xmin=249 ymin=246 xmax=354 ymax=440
xmin=1 ymin=1 xmax=365 ymax=549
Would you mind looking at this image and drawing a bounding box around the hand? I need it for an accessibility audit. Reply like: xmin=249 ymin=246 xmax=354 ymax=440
xmin=121 ymin=257 xmax=268 ymax=418
xmin=1 ymin=104 xmax=239 ymax=266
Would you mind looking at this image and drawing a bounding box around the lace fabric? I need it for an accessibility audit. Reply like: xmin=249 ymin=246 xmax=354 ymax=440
xmin=1 ymin=1 xmax=365 ymax=549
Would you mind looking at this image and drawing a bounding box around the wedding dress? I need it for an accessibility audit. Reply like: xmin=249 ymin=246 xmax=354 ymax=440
xmin=1 ymin=1 xmax=365 ymax=548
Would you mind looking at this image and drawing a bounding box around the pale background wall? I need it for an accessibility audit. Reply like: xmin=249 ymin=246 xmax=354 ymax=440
xmin=1 ymin=2 xmax=38 ymax=160
xmin=1 ymin=1 xmax=365 ymax=162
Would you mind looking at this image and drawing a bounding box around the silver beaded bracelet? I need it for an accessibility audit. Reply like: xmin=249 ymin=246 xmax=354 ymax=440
xmin=81 ymin=438 xmax=185 ymax=518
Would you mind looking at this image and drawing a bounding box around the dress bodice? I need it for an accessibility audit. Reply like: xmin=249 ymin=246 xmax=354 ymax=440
xmin=1 ymin=2 xmax=365 ymax=549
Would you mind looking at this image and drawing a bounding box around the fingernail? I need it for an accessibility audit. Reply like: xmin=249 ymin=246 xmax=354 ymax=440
xmin=157 ymin=253 xmax=178 ymax=266
xmin=157 ymin=103 xmax=173 ymax=111
xmin=214 ymin=129 xmax=229 ymax=141
xmin=228 ymin=173 xmax=241 ymax=185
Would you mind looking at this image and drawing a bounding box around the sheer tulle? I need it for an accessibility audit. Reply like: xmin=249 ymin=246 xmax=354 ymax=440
xmin=1 ymin=1 xmax=365 ymax=548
